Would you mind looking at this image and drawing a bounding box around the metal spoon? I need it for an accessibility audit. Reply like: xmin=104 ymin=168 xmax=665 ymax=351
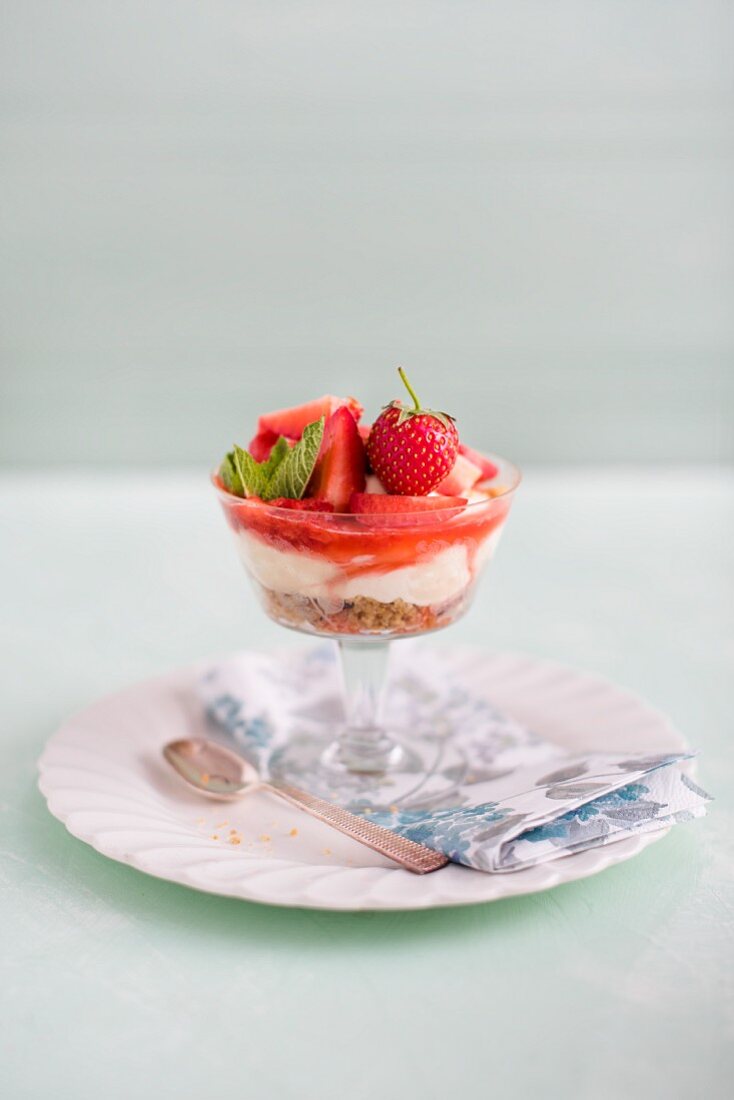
xmin=163 ymin=737 xmax=448 ymax=874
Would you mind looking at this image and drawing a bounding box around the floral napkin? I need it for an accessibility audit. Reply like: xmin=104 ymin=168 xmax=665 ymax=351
xmin=199 ymin=646 xmax=710 ymax=873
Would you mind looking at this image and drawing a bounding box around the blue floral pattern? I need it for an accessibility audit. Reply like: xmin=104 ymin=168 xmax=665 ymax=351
xmin=200 ymin=646 xmax=711 ymax=873
xmin=370 ymin=804 xmax=516 ymax=863
xmin=207 ymin=693 xmax=273 ymax=749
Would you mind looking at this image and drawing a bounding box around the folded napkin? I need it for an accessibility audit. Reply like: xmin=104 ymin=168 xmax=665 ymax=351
xmin=199 ymin=646 xmax=710 ymax=873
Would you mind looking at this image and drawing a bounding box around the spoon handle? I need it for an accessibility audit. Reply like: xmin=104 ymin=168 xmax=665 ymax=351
xmin=264 ymin=782 xmax=449 ymax=874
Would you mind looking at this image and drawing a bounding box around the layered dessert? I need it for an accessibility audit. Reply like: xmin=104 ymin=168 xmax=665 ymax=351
xmin=215 ymin=370 xmax=519 ymax=637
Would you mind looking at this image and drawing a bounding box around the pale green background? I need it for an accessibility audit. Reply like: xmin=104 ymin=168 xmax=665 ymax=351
xmin=2 ymin=6 xmax=733 ymax=1100
xmin=1 ymin=1 xmax=733 ymax=467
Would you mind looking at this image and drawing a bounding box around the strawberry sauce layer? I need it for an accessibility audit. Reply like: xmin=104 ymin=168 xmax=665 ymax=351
xmin=217 ymin=484 xmax=511 ymax=581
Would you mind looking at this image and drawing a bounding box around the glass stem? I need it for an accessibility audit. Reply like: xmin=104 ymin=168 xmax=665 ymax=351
xmin=328 ymin=639 xmax=404 ymax=774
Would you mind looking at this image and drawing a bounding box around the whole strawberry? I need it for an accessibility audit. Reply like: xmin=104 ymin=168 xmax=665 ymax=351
xmin=367 ymin=368 xmax=459 ymax=495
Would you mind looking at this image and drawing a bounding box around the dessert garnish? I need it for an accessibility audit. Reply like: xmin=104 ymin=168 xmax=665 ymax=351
xmin=219 ymin=416 xmax=324 ymax=502
xmin=349 ymin=492 xmax=467 ymax=512
xmin=366 ymin=367 xmax=459 ymax=495
xmin=307 ymin=405 xmax=366 ymax=510
xmin=458 ymin=442 xmax=499 ymax=481
xmin=348 ymin=492 xmax=469 ymax=529
xmin=249 ymin=395 xmax=363 ymax=462
xmin=217 ymin=369 xmax=503 ymax=515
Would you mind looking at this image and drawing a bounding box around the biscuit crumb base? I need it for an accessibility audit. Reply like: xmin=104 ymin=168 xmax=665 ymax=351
xmin=262 ymin=588 xmax=467 ymax=636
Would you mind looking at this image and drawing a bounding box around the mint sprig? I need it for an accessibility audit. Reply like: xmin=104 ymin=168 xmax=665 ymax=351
xmin=232 ymin=445 xmax=270 ymax=498
xmin=266 ymin=418 xmax=324 ymax=500
xmin=218 ymin=451 xmax=244 ymax=495
xmin=261 ymin=436 xmax=290 ymax=479
xmin=220 ymin=417 xmax=324 ymax=502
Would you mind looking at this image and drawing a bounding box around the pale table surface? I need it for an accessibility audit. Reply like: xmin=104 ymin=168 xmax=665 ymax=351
xmin=2 ymin=469 xmax=732 ymax=1100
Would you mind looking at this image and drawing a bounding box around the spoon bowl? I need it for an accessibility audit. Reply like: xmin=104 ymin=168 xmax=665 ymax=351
xmin=164 ymin=738 xmax=260 ymax=798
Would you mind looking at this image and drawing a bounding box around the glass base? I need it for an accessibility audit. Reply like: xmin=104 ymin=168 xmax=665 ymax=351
xmin=269 ymin=727 xmax=468 ymax=811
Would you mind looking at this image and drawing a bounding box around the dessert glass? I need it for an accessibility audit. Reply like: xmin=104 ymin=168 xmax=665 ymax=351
xmin=214 ymin=453 xmax=521 ymax=806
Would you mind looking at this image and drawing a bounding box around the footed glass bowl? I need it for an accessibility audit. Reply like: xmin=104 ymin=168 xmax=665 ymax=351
xmin=214 ymin=454 xmax=521 ymax=804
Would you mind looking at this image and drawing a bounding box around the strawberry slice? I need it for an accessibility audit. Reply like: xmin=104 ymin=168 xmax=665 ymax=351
xmin=267 ymin=497 xmax=334 ymax=512
xmin=248 ymin=429 xmax=295 ymax=463
xmin=307 ymin=406 xmax=367 ymax=511
xmin=458 ymin=443 xmax=499 ymax=480
xmin=435 ymin=452 xmax=482 ymax=495
xmin=349 ymin=491 xmax=467 ymax=527
xmin=255 ymin=395 xmax=363 ymax=441
xmin=349 ymin=493 xmax=467 ymax=513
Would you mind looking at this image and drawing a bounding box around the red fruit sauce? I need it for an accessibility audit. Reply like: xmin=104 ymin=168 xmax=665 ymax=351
xmin=215 ymin=480 xmax=511 ymax=581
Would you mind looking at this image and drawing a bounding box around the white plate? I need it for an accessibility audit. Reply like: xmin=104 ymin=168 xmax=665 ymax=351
xmin=38 ymin=651 xmax=686 ymax=911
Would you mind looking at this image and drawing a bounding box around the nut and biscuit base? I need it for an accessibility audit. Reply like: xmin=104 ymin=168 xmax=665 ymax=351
xmin=261 ymin=587 xmax=467 ymax=636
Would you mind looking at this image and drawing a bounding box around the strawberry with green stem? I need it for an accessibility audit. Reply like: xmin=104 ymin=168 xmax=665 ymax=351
xmin=366 ymin=368 xmax=459 ymax=495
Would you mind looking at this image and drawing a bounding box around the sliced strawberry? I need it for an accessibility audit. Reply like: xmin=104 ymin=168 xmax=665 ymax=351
xmin=435 ymin=452 xmax=482 ymax=495
xmin=256 ymin=395 xmax=363 ymax=441
xmin=458 ymin=443 xmax=499 ymax=480
xmin=349 ymin=492 xmax=467 ymax=527
xmin=307 ymin=406 xmax=367 ymax=511
xmin=248 ymin=429 xmax=294 ymax=462
xmin=267 ymin=497 xmax=334 ymax=512
xmin=349 ymin=493 xmax=467 ymax=513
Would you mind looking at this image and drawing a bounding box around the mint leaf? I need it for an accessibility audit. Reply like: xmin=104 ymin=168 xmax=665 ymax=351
xmin=264 ymin=417 xmax=324 ymax=500
xmin=233 ymin=445 xmax=268 ymax=498
xmin=220 ymin=422 xmax=323 ymax=501
xmin=261 ymin=435 xmax=290 ymax=480
xmin=219 ymin=452 xmax=244 ymax=496
xmin=221 ymin=436 xmax=289 ymax=497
